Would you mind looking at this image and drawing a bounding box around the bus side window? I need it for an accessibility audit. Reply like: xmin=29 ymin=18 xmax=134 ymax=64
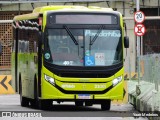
xmin=34 ymin=41 xmax=37 ymax=53
xmin=26 ymin=41 xmax=29 ymax=53
xmin=18 ymin=40 xmax=21 ymax=53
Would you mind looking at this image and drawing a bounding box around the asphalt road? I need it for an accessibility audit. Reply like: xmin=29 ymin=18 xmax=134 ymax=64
xmin=0 ymin=94 xmax=148 ymax=120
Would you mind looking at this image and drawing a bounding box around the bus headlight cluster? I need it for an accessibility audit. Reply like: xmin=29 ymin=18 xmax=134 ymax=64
xmin=112 ymin=76 xmax=122 ymax=86
xmin=44 ymin=74 xmax=55 ymax=85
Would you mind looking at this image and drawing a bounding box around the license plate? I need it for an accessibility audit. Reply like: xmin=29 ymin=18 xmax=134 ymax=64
xmin=78 ymin=94 xmax=91 ymax=99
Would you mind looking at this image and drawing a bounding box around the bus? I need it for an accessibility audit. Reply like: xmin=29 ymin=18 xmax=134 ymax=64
xmin=11 ymin=5 xmax=129 ymax=110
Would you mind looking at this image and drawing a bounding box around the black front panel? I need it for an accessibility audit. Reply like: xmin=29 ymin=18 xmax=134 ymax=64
xmin=44 ymin=61 xmax=123 ymax=78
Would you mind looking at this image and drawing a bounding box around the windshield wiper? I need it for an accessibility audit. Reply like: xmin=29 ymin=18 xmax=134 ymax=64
xmin=63 ymin=25 xmax=78 ymax=45
xmin=90 ymin=25 xmax=104 ymax=45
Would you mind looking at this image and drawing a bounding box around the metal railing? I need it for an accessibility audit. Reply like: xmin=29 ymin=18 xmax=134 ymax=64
xmin=0 ymin=0 xmax=124 ymax=3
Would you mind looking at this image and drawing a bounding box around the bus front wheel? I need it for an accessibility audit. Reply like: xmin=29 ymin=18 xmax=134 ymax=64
xmin=101 ymin=100 xmax=111 ymax=111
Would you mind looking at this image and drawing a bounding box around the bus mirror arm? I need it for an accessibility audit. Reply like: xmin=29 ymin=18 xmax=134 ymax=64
xmin=38 ymin=31 xmax=44 ymax=54
xmin=0 ymin=42 xmax=2 ymax=56
xmin=42 ymin=32 xmax=44 ymax=44
xmin=39 ymin=31 xmax=44 ymax=44
xmin=124 ymin=36 xmax=129 ymax=61
xmin=41 ymin=48 xmax=44 ymax=54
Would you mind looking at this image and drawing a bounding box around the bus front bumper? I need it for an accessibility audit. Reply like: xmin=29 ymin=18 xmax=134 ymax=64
xmin=40 ymin=80 xmax=124 ymax=100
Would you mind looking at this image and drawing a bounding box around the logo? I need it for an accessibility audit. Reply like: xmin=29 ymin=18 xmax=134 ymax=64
xmin=61 ymin=84 xmax=75 ymax=88
xmin=82 ymin=84 xmax=87 ymax=90
xmin=44 ymin=53 xmax=50 ymax=59
xmin=2 ymin=112 xmax=11 ymax=117
xmin=1 ymin=112 xmax=42 ymax=118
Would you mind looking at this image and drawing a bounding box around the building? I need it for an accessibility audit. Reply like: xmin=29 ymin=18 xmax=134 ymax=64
xmin=0 ymin=0 xmax=160 ymax=75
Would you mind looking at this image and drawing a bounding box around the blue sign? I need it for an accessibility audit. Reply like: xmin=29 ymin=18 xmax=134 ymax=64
xmin=85 ymin=56 xmax=95 ymax=66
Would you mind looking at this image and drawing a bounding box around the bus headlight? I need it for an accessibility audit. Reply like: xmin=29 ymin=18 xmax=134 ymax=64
xmin=44 ymin=74 xmax=55 ymax=85
xmin=112 ymin=76 xmax=122 ymax=86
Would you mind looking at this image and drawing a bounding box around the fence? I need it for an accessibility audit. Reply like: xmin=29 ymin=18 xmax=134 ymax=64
xmin=139 ymin=54 xmax=160 ymax=111
xmin=0 ymin=11 xmax=30 ymax=71
xmin=140 ymin=54 xmax=160 ymax=88
xmin=0 ymin=12 xmax=14 ymax=69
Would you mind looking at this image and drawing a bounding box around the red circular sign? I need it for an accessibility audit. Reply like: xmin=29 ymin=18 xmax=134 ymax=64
xmin=134 ymin=24 xmax=146 ymax=36
xmin=134 ymin=11 xmax=145 ymax=23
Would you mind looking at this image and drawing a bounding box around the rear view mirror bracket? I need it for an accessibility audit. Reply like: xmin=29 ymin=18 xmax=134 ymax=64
xmin=124 ymin=36 xmax=129 ymax=48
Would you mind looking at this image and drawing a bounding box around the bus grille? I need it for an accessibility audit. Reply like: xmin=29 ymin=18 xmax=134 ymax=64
xmin=56 ymin=72 xmax=112 ymax=78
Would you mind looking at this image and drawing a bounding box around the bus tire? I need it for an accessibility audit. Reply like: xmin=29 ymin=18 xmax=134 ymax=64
xmin=39 ymin=100 xmax=53 ymax=110
xmin=101 ymin=100 xmax=111 ymax=111
xmin=75 ymin=101 xmax=83 ymax=106
xmin=19 ymin=79 xmax=29 ymax=107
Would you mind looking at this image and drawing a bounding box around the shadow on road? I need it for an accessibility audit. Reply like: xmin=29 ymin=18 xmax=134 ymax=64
xmin=30 ymin=104 xmax=101 ymax=111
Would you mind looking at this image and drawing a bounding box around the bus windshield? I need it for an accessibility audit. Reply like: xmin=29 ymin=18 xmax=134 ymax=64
xmin=44 ymin=28 xmax=122 ymax=66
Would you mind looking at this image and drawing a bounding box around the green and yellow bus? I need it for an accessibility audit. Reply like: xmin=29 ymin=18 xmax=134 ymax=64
xmin=11 ymin=5 xmax=129 ymax=110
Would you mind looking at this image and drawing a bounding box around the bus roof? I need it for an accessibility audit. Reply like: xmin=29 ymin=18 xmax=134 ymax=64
xmin=33 ymin=6 xmax=113 ymax=13
xmin=13 ymin=6 xmax=114 ymax=21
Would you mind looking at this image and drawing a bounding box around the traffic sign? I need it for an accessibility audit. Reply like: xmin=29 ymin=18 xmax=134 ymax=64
xmin=134 ymin=11 xmax=145 ymax=23
xmin=134 ymin=23 xmax=146 ymax=36
xmin=85 ymin=56 xmax=95 ymax=66
xmin=0 ymin=75 xmax=15 ymax=94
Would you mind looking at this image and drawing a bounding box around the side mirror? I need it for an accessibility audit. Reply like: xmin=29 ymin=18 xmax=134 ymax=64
xmin=124 ymin=36 xmax=129 ymax=48
xmin=0 ymin=42 xmax=2 ymax=55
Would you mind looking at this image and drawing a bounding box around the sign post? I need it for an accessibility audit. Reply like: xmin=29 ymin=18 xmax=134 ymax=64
xmin=135 ymin=0 xmax=146 ymax=84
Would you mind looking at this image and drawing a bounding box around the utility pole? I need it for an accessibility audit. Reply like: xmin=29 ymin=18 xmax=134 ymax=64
xmin=136 ymin=0 xmax=141 ymax=84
